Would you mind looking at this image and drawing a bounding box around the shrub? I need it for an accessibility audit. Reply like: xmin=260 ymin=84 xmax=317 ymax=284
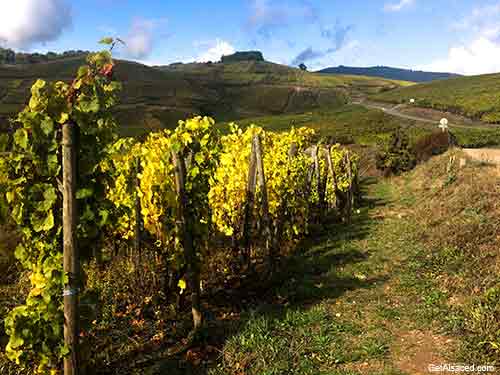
xmin=375 ymin=128 xmax=416 ymax=176
xmin=413 ymin=131 xmax=452 ymax=163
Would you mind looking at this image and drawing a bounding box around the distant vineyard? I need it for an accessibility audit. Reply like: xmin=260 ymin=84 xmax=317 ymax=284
xmin=373 ymin=73 xmax=500 ymax=123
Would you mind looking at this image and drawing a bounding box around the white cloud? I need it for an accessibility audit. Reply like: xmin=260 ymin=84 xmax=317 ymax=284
xmin=195 ymin=39 xmax=235 ymax=63
xmin=453 ymin=3 xmax=500 ymax=32
xmin=124 ymin=18 xmax=166 ymax=60
xmin=421 ymin=3 xmax=500 ymax=75
xmin=420 ymin=37 xmax=500 ymax=75
xmin=0 ymin=0 xmax=72 ymax=49
xmin=384 ymin=0 xmax=414 ymax=12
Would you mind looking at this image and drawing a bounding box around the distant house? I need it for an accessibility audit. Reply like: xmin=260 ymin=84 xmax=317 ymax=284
xmin=221 ymin=51 xmax=264 ymax=63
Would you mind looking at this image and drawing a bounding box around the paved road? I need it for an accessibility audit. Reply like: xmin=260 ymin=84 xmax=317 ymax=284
xmin=353 ymin=100 xmax=492 ymax=130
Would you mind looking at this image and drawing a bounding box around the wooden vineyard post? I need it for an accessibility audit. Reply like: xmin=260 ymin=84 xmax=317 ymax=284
xmin=288 ymin=143 xmax=298 ymax=158
xmin=345 ymin=150 xmax=353 ymax=224
xmin=253 ymin=135 xmax=273 ymax=271
xmin=62 ymin=122 xmax=79 ymax=375
xmin=172 ymin=151 xmax=203 ymax=330
xmin=325 ymin=146 xmax=336 ymax=210
xmin=313 ymin=145 xmax=320 ymax=198
xmin=312 ymin=144 xmax=325 ymax=221
xmin=319 ymin=147 xmax=328 ymax=214
xmin=134 ymin=157 xmax=142 ymax=261
xmin=271 ymin=142 xmax=298 ymax=272
xmin=241 ymin=138 xmax=257 ymax=267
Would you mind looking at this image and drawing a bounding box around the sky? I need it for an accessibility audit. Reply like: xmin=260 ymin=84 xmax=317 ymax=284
xmin=0 ymin=0 xmax=500 ymax=75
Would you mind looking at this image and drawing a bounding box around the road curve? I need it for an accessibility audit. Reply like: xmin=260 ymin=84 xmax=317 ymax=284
xmin=353 ymin=100 xmax=492 ymax=130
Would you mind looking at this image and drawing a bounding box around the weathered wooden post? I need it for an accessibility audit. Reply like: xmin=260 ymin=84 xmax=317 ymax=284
xmin=345 ymin=150 xmax=353 ymax=224
xmin=172 ymin=151 xmax=203 ymax=330
xmin=325 ymin=146 xmax=336 ymax=210
xmin=253 ymin=135 xmax=272 ymax=270
xmin=134 ymin=157 xmax=142 ymax=261
xmin=319 ymin=147 xmax=328 ymax=213
xmin=313 ymin=145 xmax=320 ymax=197
xmin=312 ymin=144 xmax=326 ymax=220
xmin=242 ymin=138 xmax=257 ymax=267
xmin=62 ymin=121 xmax=79 ymax=375
xmin=270 ymin=142 xmax=298 ymax=271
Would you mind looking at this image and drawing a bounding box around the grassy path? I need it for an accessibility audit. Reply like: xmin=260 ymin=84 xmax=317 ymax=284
xmin=206 ymin=178 xmax=457 ymax=375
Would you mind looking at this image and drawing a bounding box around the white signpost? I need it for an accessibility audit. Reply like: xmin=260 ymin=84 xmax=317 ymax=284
xmin=439 ymin=118 xmax=449 ymax=132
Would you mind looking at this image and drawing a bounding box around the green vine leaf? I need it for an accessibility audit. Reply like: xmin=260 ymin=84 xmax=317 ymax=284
xmin=40 ymin=118 xmax=54 ymax=136
xmin=14 ymin=129 xmax=28 ymax=149
xmin=76 ymin=187 xmax=94 ymax=199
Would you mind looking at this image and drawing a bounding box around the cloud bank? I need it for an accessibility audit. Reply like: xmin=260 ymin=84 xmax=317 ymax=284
xmin=196 ymin=39 xmax=235 ymax=62
xmin=0 ymin=0 xmax=72 ymax=49
xmin=125 ymin=19 xmax=155 ymax=59
xmin=421 ymin=37 xmax=500 ymax=76
xmin=421 ymin=3 xmax=500 ymax=75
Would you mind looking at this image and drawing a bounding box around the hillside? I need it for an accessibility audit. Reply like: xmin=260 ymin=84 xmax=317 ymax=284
xmin=221 ymin=104 xmax=500 ymax=148
xmin=0 ymin=57 xmax=413 ymax=137
xmin=159 ymin=61 xmax=412 ymax=93
xmin=220 ymin=104 xmax=430 ymax=145
xmin=318 ymin=65 xmax=460 ymax=82
xmin=0 ymin=47 xmax=88 ymax=65
xmin=372 ymin=72 xmax=500 ymax=123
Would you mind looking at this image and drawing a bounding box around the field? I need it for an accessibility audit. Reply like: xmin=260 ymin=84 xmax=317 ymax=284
xmin=373 ymin=72 xmax=500 ymax=123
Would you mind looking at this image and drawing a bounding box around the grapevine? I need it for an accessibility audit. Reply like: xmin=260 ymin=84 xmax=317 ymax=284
xmin=1 ymin=38 xmax=360 ymax=372
xmin=209 ymin=125 xmax=318 ymax=254
xmin=102 ymin=116 xmax=220 ymax=290
xmin=4 ymin=46 xmax=120 ymax=373
xmin=325 ymin=144 xmax=359 ymax=207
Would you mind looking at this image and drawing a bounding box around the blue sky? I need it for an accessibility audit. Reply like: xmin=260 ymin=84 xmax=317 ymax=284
xmin=1 ymin=0 xmax=500 ymax=75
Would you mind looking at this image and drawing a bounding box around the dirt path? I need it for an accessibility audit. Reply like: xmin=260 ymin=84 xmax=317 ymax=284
xmin=207 ymin=179 xmax=459 ymax=375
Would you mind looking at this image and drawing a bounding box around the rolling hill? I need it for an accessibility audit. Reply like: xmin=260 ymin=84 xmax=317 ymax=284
xmin=318 ymin=65 xmax=460 ymax=83
xmin=0 ymin=56 xmax=412 ymax=137
xmin=372 ymin=72 xmax=500 ymax=123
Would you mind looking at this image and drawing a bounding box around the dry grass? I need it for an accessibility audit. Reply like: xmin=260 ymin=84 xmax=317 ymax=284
xmin=393 ymin=149 xmax=500 ymax=363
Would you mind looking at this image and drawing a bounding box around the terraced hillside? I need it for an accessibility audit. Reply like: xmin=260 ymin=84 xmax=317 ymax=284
xmin=162 ymin=61 xmax=413 ymax=101
xmin=0 ymin=57 xmax=189 ymax=135
xmin=373 ymin=73 xmax=500 ymax=123
xmin=0 ymin=56 xmax=414 ymax=136
xmin=220 ymin=104 xmax=429 ymax=145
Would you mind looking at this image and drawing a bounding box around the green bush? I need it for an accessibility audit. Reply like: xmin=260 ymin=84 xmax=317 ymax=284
xmin=375 ymin=129 xmax=416 ymax=176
